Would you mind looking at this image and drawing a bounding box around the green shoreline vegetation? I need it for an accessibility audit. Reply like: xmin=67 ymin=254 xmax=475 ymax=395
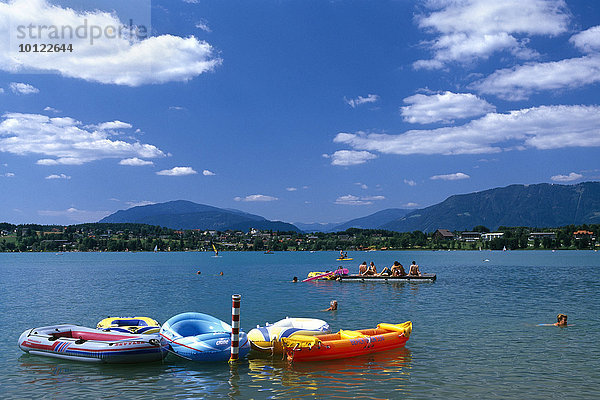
xmin=0 ymin=223 xmax=597 ymax=253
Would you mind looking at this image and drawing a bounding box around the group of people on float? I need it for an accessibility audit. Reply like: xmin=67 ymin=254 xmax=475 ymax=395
xmin=357 ymin=260 xmax=421 ymax=277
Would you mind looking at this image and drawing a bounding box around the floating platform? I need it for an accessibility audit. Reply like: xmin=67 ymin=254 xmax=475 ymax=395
xmin=338 ymin=273 xmax=436 ymax=282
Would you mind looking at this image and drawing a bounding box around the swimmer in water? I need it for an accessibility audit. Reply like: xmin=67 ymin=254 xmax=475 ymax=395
xmin=324 ymin=300 xmax=338 ymax=311
xmin=555 ymin=314 xmax=568 ymax=326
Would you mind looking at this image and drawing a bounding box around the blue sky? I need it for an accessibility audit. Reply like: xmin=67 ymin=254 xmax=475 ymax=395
xmin=1 ymin=0 xmax=599 ymax=226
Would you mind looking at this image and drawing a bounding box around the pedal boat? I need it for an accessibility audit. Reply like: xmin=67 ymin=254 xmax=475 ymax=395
xmin=97 ymin=316 xmax=161 ymax=334
xmin=248 ymin=317 xmax=330 ymax=353
xmin=282 ymin=321 xmax=411 ymax=362
xmin=159 ymin=312 xmax=250 ymax=362
xmin=18 ymin=324 xmax=168 ymax=363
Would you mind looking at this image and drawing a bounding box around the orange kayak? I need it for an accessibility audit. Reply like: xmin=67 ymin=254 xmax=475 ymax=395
xmin=282 ymin=322 xmax=411 ymax=362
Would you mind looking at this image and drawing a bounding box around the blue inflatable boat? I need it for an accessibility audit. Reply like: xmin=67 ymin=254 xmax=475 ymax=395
xmin=159 ymin=312 xmax=250 ymax=362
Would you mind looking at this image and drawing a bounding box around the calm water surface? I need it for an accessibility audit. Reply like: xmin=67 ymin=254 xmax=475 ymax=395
xmin=1 ymin=250 xmax=599 ymax=399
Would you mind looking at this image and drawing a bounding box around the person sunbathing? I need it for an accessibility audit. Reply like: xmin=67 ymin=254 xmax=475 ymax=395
xmin=408 ymin=261 xmax=421 ymax=276
xmin=365 ymin=262 xmax=377 ymax=275
xmin=358 ymin=261 xmax=368 ymax=275
xmin=391 ymin=261 xmax=406 ymax=276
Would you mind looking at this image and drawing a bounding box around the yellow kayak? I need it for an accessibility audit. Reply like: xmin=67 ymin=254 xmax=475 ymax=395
xmin=97 ymin=316 xmax=161 ymax=334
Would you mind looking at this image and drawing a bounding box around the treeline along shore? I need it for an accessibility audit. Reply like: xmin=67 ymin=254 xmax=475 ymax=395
xmin=0 ymin=223 xmax=598 ymax=253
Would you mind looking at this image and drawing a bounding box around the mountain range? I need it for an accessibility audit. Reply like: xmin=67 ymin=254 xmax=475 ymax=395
xmin=99 ymin=182 xmax=600 ymax=232
xmin=99 ymin=200 xmax=300 ymax=232
xmin=380 ymin=181 xmax=600 ymax=232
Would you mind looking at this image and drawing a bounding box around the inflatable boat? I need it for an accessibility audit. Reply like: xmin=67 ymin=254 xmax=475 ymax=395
xmin=303 ymin=268 xmax=349 ymax=282
xmin=248 ymin=317 xmax=330 ymax=353
xmin=282 ymin=321 xmax=412 ymax=362
xmin=18 ymin=324 xmax=168 ymax=363
xmin=159 ymin=312 xmax=250 ymax=362
xmin=97 ymin=316 xmax=161 ymax=334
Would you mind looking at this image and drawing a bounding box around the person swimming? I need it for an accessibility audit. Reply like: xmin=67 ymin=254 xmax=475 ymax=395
xmin=538 ymin=313 xmax=571 ymax=327
xmin=324 ymin=300 xmax=338 ymax=311
xmin=555 ymin=314 xmax=568 ymax=326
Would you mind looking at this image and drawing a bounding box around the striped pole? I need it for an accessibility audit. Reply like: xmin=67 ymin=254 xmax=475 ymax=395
xmin=229 ymin=294 xmax=241 ymax=363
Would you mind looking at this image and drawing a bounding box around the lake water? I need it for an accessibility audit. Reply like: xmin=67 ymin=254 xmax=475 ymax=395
xmin=1 ymin=250 xmax=599 ymax=399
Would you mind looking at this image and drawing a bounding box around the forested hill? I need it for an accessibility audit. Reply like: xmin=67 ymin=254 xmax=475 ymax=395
xmin=381 ymin=182 xmax=600 ymax=232
xmin=99 ymin=200 xmax=300 ymax=232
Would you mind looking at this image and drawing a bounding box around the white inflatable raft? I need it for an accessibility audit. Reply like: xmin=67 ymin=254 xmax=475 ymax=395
xmin=18 ymin=324 xmax=168 ymax=363
xmin=248 ymin=317 xmax=330 ymax=353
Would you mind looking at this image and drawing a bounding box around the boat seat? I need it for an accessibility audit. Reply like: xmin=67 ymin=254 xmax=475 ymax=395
xmin=281 ymin=335 xmax=321 ymax=348
xmin=51 ymin=331 xmax=74 ymax=339
xmin=338 ymin=330 xmax=367 ymax=340
xmin=112 ymin=319 xmax=148 ymax=327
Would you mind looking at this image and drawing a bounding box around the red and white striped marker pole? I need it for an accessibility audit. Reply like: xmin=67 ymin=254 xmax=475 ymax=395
xmin=229 ymin=294 xmax=241 ymax=363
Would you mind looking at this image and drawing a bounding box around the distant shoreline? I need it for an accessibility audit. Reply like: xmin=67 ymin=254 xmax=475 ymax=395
xmin=1 ymin=222 xmax=597 ymax=253
xmin=0 ymin=248 xmax=597 ymax=254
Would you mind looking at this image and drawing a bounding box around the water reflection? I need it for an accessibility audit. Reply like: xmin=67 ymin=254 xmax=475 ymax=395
xmin=247 ymin=347 xmax=412 ymax=398
xmin=18 ymin=355 xmax=167 ymax=399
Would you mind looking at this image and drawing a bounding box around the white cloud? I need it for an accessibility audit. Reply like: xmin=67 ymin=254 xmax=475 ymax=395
xmin=1 ymin=0 xmax=221 ymax=86
xmin=333 ymin=105 xmax=600 ymax=156
xmin=344 ymin=94 xmax=380 ymax=108
xmin=156 ymin=167 xmax=197 ymax=176
xmin=472 ymin=56 xmax=600 ymax=100
xmin=0 ymin=112 xmax=165 ymax=165
xmin=95 ymin=121 xmax=132 ymax=131
xmin=413 ymin=0 xmax=569 ymax=69
xmin=471 ymin=24 xmax=600 ymax=100
xmin=430 ymin=172 xmax=470 ymax=181
xmin=329 ymin=150 xmax=377 ymax=166
xmin=570 ymin=25 xmax=600 ymax=53
xmin=286 ymin=187 xmax=297 ymax=191
xmin=401 ymin=91 xmax=495 ymax=124
xmin=404 ymin=202 xmax=419 ymax=207
xmin=234 ymin=194 xmax=278 ymax=202
xmin=355 ymin=183 xmax=368 ymax=189
xmin=404 ymin=179 xmax=417 ymax=186
xmin=334 ymin=194 xmax=385 ymax=206
xmin=2 ymin=172 xmax=15 ymax=177
xmin=169 ymin=106 xmax=187 ymax=111
xmin=45 ymin=173 xmax=71 ymax=180
xmin=202 ymin=169 xmax=216 ymax=176
xmin=44 ymin=106 xmax=61 ymax=113
xmin=9 ymin=82 xmax=39 ymax=94
xmin=195 ymin=19 xmax=212 ymax=33
xmin=551 ymin=172 xmax=583 ymax=182
xmin=119 ymin=157 xmax=154 ymax=166
xmin=126 ymin=200 xmax=156 ymax=207
xmin=38 ymin=207 xmax=111 ymax=223
xmin=0 ymin=88 xmax=4 ymax=93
